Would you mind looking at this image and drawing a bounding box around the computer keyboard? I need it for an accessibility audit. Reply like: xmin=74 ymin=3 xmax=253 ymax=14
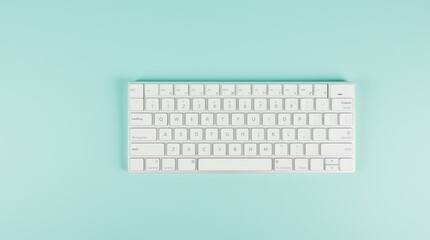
xmin=128 ymin=81 xmax=355 ymax=173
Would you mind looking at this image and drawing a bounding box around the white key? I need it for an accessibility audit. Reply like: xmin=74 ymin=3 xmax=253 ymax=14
xmin=309 ymin=113 xmax=322 ymax=126
xmin=177 ymin=98 xmax=190 ymax=111
xmin=305 ymin=143 xmax=319 ymax=155
xmin=315 ymin=99 xmax=329 ymax=111
xmin=275 ymin=158 xmax=293 ymax=171
xmin=146 ymin=158 xmax=160 ymax=171
xmin=244 ymin=144 xmax=257 ymax=156
xmin=299 ymin=84 xmax=313 ymax=96
xmin=129 ymin=158 xmax=144 ymax=171
xmin=285 ymin=99 xmax=298 ymax=110
xmin=178 ymin=158 xmax=196 ymax=171
xmin=236 ymin=128 xmax=249 ymax=141
xmin=268 ymin=84 xmax=282 ymax=95
xmin=310 ymin=158 xmax=324 ymax=171
xmin=205 ymin=84 xmax=219 ymax=96
xmin=263 ymin=113 xmax=276 ymax=126
xmin=159 ymin=84 xmax=173 ymax=96
xmin=300 ymin=99 xmax=314 ymax=111
xmin=270 ymin=99 xmax=283 ymax=111
xmin=190 ymin=128 xmax=203 ymax=140
xmin=329 ymin=128 xmax=353 ymax=141
xmin=201 ymin=113 xmax=214 ymax=126
xmin=198 ymin=158 xmax=272 ymax=171
xmin=161 ymin=99 xmax=174 ymax=111
xmin=298 ymin=128 xmax=311 ymax=141
xmin=251 ymin=129 xmax=265 ymax=141
xmin=213 ymin=143 xmax=226 ymax=155
xmin=324 ymin=113 xmax=338 ymax=125
xmin=130 ymin=113 xmax=152 ymax=126
xmin=185 ymin=113 xmax=199 ymax=126
xmin=237 ymin=84 xmax=251 ymax=95
xmin=182 ymin=144 xmax=196 ymax=156
xmin=228 ymin=144 xmax=242 ymax=156
xmin=216 ymin=113 xmax=230 ymax=126
xmin=325 ymin=165 xmax=339 ymax=171
xmin=174 ymin=128 xmax=188 ymax=141
xmin=220 ymin=128 xmax=234 ymax=141
xmin=274 ymin=144 xmax=288 ymax=156
xmin=282 ymin=128 xmax=296 ymax=140
xmin=313 ymin=128 xmax=327 ymax=141
xmin=267 ymin=128 xmax=280 ymax=141
xmin=130 ymin=144 xmax=164 ymax=156
xmin=154 ymin=113 xmax=168 ymax=126
xmin=198 ymin=143 xmax=211 ymax=156
xmin=170 ymin=113 xmax=183 ymax=126
xmin=129 ymin=84 xmax=144 ymax=98
xmin=205 ymin=128 xmax=218 ymax=140
xmin=254 ymin=98 xmax=267 ymax=111
xmin=223 ymin=98 xmax=237 ymax=111
xmin=190 ymin=84 xmax=204 ymax=96
xmin=259 ymin=144 xmax=272 ymax=156
xmin=174 ymin=84 xmax=189 ymax=96
xmin=340 ymin=158 xmax=354 ymax=171
xmin=208 ymin=99 xmax=221 ymax=111
xmin=330 ymin=84 xmax=354 ymax=98
xmin=247 ymin=113 xmax=260 ymax=126
xmin=145 ymin=99 xmax=159 ymax=111
xmin=130 ymin=99 xmax=144 ymax=111
xmin=238 ymin=99 xmax=252 ymax=111
xmin=278 ymin=114 xmax=291 ymax=125
xmin=192 ymin=98 xmax=206 ymax=111
xmin=295 ymin=158 xmax=308 ymax=170
xmin=162 ymin=158 xmax=175 ymax=171
xmin=290 ymin=144 xmax=303 ymax=156
xmin=283 ymin=84 xmax=298 ymax=96
xmin=130 ymin=128 xmax=156 ymax=141
xmin=325 ymin=158 xmax=339 ymax=164
xmin=221 ymin=84 xmax=235 ymax=95
xmin=232 ymin=113 xmax=245 ymax=126
xmin=314 ymin=84 xmax=328 ymax=97
xmin=252 ymin=84 xmax=267 ymax=95
xmin=159 ymin=128 xmax=172 ymax=141
xmin=321 ymin=144 xmax=353 ymax=156
xmin=144 ymin=84 xmax=159 ymax=96
xmin=332 ymin=99 xmax=353 ymax=111
xmin=166 ymin=143 xmax=180 ymax=155
xmin=339 ymin=113 xmax=353 ymax=126
xmin=293 ymin=114 xmax=307 ymax=125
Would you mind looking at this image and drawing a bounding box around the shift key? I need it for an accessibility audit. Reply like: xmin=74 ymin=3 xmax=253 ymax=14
xmin=130 ymin=144 xmax=164 ymax=156
xmin=321 ymin=144 xmax=353 ymax=156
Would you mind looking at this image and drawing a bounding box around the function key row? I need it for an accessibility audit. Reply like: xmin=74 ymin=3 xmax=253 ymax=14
xmin=129 ymin=83 xmax=329 ymax=98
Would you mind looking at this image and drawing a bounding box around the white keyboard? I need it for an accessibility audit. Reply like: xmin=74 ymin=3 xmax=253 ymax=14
xmin=128 ymin=82 xmax=355 ymax=173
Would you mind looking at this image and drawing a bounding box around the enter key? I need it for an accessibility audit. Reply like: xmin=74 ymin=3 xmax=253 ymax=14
xmin=328 ymin=128 xmax=353 ymax=141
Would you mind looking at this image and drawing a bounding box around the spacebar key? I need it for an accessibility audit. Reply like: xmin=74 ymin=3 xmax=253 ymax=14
xmin=198 ymin=158 xmax=272 ymax=171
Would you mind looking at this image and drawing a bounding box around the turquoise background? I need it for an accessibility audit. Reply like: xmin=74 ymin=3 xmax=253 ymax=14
xmin=1 ymin=0 xmax=429 ymax=239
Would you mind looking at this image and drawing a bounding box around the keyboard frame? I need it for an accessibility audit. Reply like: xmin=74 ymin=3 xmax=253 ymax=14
xmin=128 ymin=80 xmax=355 ymax=173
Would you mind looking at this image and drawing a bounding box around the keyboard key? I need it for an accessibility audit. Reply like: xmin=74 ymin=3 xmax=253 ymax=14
xmin=146 ymin=158 xmax=160 ymax=171
xmin=283 ymin=84 xmax=297 ymax=96
xmin=130 ymin=144 xmax=164 ymax=156
xmin=162 ymin=158 xmax=176 ymax=171
xmin=339 ymin=113 xmax=353 ymax=126
xmin=252 ymin=84 xmax=267 ymax=95
xmin=237 ymin=84 xmax=251 ymax=95
xmin=332 ymin=99 xmax=353 ymax=111
xmin=310 ymin=158 xmax=324 ymax=171
xmin=268 ymin=84 xmax=282 ymax=95
xmin=129 ymin=158 xmax=144 ymax=171
xmin=221 ymin=84 xmax=235 ymax=95
xmin=178 ymin=158 xmax=196 ymax=171
xmin=174 ymin=84 xmax=189 ymax=96
xmin=330 ymin=84 xmax=354 ymax=98
xmin=275 ymin=158 xmax=293 ymax=171
xmin=129 ymin=84 xmax=144 ymax=98
xmin=198 ymin=158 xmax=272 ymax=171
xmin=205 ymin=84 xmax=219 ymax=95
xmin=144 ymin=84 xmax=159 ymax=96
xmin=159 ymin=84 xmax=173 ymax=96
xmin=299 ymin=84 xmax=313 ymax=96
xmin=130 ymin=99 xmax=144 ymax=111
xmin=129 ymin=113 xmax=152 ymax=126
xmin=328 ymin=128 xmax=353 ymax=141
xmin=339 ymin=158 xmax=354 ymax=171
xmin=314 ymin=84 xmax=328 ymax=97
xmin=129 ymin=128 xmax=157 ymax=141
xmin=295 ymin=158 xmax=308 ymax=170
xmin=321 ymin=144 xmax=353 ymax=156
xmin=145 ymin=99 xmax=159 ymax=111
xmin=190 ymin=84 xmax=204 ymax=96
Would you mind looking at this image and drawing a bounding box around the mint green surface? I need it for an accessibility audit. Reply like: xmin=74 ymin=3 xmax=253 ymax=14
xmin=1 ymin=1 xmax=430 ymax=239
